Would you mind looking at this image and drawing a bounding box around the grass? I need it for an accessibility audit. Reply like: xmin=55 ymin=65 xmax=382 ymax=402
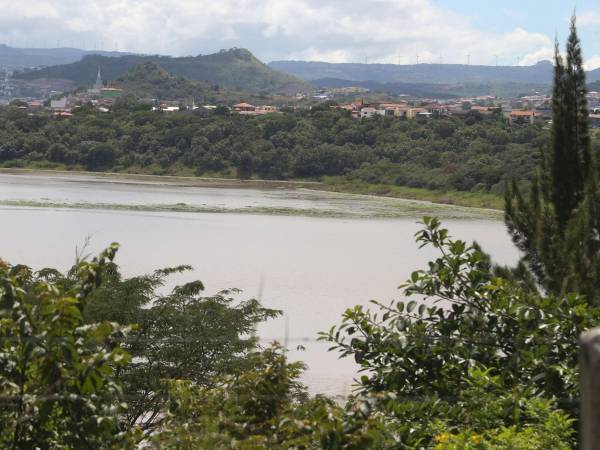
xmin=321 ymin=177 xmax=504 ymax=210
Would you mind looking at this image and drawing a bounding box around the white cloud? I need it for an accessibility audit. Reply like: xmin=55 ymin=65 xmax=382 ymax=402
xmin=519 ymin=47 xmax=554 ymax=66
xmin=0 ymin=0 xmax=559 ymax=66
xmin=579 ymin=10 xmax=600 ymax=27
xmin=585 ymin=55 xmax=600 ymax=71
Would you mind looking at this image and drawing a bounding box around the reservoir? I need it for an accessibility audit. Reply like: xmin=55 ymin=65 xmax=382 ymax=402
xmin=0 ymin=171 xmax=518 ymax=396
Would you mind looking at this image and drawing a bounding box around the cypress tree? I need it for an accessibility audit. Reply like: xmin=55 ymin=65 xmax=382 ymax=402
xmin=504 ymin=16 xmax=598 ymax=301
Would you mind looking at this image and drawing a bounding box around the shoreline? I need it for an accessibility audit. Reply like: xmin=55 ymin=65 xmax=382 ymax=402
xmin=0 ymin=167 xmax=503 ymax=212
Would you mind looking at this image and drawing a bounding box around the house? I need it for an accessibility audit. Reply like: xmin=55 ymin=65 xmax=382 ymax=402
xmin=470 ymin=105 xmax=500 ymax=115
xmin=375 ymin=108 xmax=395 ymax=117
xmin=53 ymin=111 xmax=73 ymax=119
xmin=50 ymin=97 xmax=68 ymax=111
xmin=422 ymin=103 xmax=448 ymax=116
xmin=27 ymin=100 xmax=43 ymax=109
xmin=256 ymin=105 xmax=278 ymax=114
xmin=406 ymin=108 xmax=427 ymax=119
xmin=233 ymin=102 xmax=256 ymax=113
xmin=393 ymin=106 xmax=412 ymax=118
xmin=152 ymin=104 xmax=180 ymax=113
xmin=508 ymin=110 xmax=541 ymax=125
xmin=360 ymin=107 xmax=377 ymax=118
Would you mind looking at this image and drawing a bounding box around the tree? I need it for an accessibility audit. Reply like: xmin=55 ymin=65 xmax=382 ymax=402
xmin=504 ymin=16 xmax=600 ymax=301
xmin=82 ymin=265 xmax=280 ymax=430
xmin=322 ymin=217 xmax=592 ymax=447
xmin=0 ymin=245 xmax=139 ymax=449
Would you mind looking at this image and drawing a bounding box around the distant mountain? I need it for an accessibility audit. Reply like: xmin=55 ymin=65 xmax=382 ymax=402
xmin=15 ymin=48 xmax=308 ymax=94
xmin=270 ymin=60 xmax=600 ymax=85
xmin=590 ymin=80 xmax=600 ymax=92
xmin=0 ymin=44 xmax=132 ymax=69
xmin=312 ymin=78 xmax=550 ymax=99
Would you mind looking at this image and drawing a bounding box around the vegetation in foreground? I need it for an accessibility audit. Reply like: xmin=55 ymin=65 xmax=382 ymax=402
xmin=0 ymin=216 xmax=590 ymax=448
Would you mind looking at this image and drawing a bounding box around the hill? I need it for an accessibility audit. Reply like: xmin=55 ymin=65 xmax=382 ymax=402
xmin=313 ymin=78 xmax=550 ymax=99
xmin=0 ymin=44 xmax=132 ymax=69
xmin=269 ymin=60 xmax=600 ymax=85
xmin=116 ymin=62 xmax=212 ymax=99
xmin=590 ymin=80 xmax=600 ymax=92
xmin=15 ymin=49 xmax=308 ymax=94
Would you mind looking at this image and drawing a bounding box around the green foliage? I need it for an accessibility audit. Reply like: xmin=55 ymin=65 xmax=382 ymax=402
xmin=116 ymin=62 xmax=215 ymax=100
xmin=81 ymin=264 xmax=280 ymax=430
xmin=150 ymin=344 xmax=411 ymax=449
xmin=150 ymin=344 xmax=306 ymax=448
xmin=0 ymin=105 xmax=550 ymax=197
xmin=321 ymin=217 xmax=594 ymax=447
xmin=504 ymin=18 xmax=600 ymax=302
xmin=0 ymin=245 xmax=139 ymax=449
xmin=430 ymin=369 xmax=575 ymax=449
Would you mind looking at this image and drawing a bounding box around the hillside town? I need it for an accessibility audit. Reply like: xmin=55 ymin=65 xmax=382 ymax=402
xmin=1 ymin=63 xmax=600 ymax=127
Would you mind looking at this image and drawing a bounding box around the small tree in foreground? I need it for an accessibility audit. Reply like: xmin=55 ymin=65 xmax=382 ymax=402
xmin=322 ymin=217 xmax=595 ymax=448
xmin=504 ymin=16 xmax=600 ymax=302
xmin=0 ymin=244 xmax=139 ymax=449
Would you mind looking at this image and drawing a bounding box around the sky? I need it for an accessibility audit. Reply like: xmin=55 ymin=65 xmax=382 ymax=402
xmin=0 ymin=0 xmax=599 ymax=68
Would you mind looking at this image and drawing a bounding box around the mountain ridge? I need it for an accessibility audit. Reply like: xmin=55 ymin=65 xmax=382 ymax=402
xmin=269 ymin=59 xmax=600 ymax=85
xmin=0 ymin=44 xmax=133 ymax=68
xmin=15 ymin=48 xmax=308 ymax=94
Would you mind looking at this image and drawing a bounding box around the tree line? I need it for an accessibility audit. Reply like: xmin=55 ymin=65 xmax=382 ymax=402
xmin=0 ymin=100 xmax=566 ymax=196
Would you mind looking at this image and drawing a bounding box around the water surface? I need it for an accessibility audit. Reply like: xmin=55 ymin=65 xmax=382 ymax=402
xmin=0 ymin=172 xmax=517 ymax=396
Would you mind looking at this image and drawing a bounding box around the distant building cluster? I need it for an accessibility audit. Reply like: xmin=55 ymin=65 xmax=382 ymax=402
xmin=335 ymin=101 xmax=450 ymax=119
xmin=232 ymin=102 xmax=280 ymax=115
xmin=331 ymin=91 xmax=600 ymax=128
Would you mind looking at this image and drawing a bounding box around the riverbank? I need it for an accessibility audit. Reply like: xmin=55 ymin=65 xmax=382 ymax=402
xmin=321 ymin=177 xmax=504 ymax=210
xmin=0 ymin=166 xmax=503 ymax=210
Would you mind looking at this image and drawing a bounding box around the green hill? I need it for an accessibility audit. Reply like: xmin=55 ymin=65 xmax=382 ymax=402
xmin=115 ymin=61 xmax=301 ymax=105
xmin=15 ymin=48 xmax=308 ymax=94
xmin=116 ymin=62 xmax=211 ymax=99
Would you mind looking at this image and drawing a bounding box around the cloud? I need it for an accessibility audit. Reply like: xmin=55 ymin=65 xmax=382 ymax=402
xmin=0 ymin=0 xmax=557 ymax=66
xmin=585 ymin=55 xmax=600 ymax=71
xmin=579 ymin=10 xmax=600 ymax=27
xmin=519 ymin=47 xmax=554 ymax=66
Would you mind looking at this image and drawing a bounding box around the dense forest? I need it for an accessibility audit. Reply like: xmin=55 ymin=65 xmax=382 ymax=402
xmin=0 ymin=104 xmax=575 ymax=198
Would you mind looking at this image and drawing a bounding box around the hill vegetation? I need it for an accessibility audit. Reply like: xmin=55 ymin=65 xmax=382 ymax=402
xmin=114 ymin=61 xmax=297 ymax=104
xmin=15 ymin=48 xmax=308 ymax=94
xmin=313 ymin=77 xmax=551 ymax=98
xmin=115 ymin=62 xmax=213 ymax=100
xmin=269 ymin=59 xmax=600 ymax=84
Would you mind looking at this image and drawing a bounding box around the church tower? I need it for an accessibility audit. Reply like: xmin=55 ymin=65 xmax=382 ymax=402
xmin=93 ymin=67 xmax=103 ymax=91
